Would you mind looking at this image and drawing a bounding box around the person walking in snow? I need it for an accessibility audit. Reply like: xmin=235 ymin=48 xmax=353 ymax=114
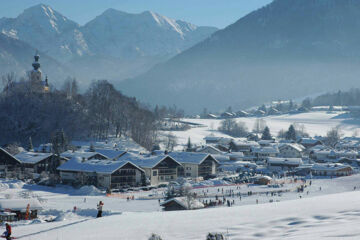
xmin=2 ymin=223 xmax=11 ymax=240
xmin=97 ymin=201 xmax=104 ymax=218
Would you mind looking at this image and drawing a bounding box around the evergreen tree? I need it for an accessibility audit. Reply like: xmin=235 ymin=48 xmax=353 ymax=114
xmin=28 ymin=136 xmax=34 ymax=151
xmin=285 ymin=125 xmax=297 ymax=141
xmin=261 ymin=127 xmax=272 ymax=140
xmin=89 ymin=143 xmax=95 ymax=152
xmin=289 ymin=100 xmax=294 ymax=110
xmin=186 ymin=137 xmax=193 ymax=152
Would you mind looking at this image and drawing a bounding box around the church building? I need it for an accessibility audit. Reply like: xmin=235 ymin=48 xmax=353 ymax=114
xmin=29 ymin=52 xmax=49 ymax=93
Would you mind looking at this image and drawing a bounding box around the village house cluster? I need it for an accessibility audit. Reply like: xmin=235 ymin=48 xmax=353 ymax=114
xmin=201 ymin=134 xmax=356 ymax=178
xmin=0 ymin=139 xmax=219 ymax=191
xmin=0 ymin=133 xmax=357 ymax=191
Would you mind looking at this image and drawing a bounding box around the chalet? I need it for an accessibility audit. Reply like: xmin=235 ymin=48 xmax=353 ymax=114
xmin=236 ymin=110 xmax=249 ymax=117
xmin=254 ymin=109 xmax=266 ymax=116
xmin=0 ymin=199 xmax=42 ymax=220
xmin=160 ymin=197 xmax=204 ymax=211
xmin=254 ymin=176 xmax=272 ymax=185
xmin=196 ymin=145 xmax=224 ymax=155
xmin=0 ymin=148 xmax=21 ymax=175
xmin=15 ymin=151 xmax=54 ymax=176
xmin=311 ymin=149 xmax=357 ymax=163
xmin=220 ymin=112 xmax=234 ymax=118
xmin=311 ymin=163 xmax=353 ymax=176
xmin=60 ymin=151 xmax=108 ymax=161
xmin=335 ymin=138 xmax=360 ymax=151
xmin=297 ymin=138 xmax=323 ymax=149
xmin=57 ymin=157 xmax=145 ymax=189
xmin=121 ymin=153 xmax=182 ymax=186
xmin=230 ymin=140 xmax=259 ymax=156
xmin=267 ymin=107 xmax=280 ymax=115
xmin=206 ymin=114 xmax=218 ymax=119
xmin=267 ymin=157 xmax=303 ymax=171
xmin=279 ymin=143 xmax=305 ymax=158
xmin=94 ymin=149 xmax=127 ymax=160
xmin=204 ymin=136 xmax=223 ymax=144
xmin=169 ymin=152 xmax=219 ymax=178
xmin=252 ymin=146 xmax=279 ymax=161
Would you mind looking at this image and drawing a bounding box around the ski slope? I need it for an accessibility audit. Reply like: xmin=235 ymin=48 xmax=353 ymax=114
xmin=11 ymin=190 xmax=360 ymax=239
xmin=163 ymin=111 xmax=360 ymax=147
xmin=0 ymin=175 xmax=359 ymax=239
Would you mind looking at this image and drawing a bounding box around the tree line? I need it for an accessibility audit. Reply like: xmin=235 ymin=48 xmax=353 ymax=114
xmin=0 ymin=74 xmax=157 ymax=150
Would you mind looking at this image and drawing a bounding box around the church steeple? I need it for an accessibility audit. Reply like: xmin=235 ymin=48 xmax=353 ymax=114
xmin=32 ymin=51 xmax=41 ymax=71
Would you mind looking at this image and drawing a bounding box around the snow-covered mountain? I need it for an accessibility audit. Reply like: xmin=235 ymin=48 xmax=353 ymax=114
xmin=0 ymin=4 xmax=89 ymax=62
xmin=120 ymin=0 xmax=360 ymax=113
xmin=82 ymin=9 xmax=217 ymax=58
xmin=0 ymin=4 xmax=217 ymax=84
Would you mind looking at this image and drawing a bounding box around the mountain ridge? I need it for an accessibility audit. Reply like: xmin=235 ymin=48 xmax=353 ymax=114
xmin=119 ymin=0 xmax=360 ymax=113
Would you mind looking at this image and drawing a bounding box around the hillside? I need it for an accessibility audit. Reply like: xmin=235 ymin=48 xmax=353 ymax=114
xmin=120 ymin=0 xmax=360 ymax=112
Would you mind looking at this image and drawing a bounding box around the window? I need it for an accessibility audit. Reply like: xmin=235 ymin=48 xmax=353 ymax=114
xmin=186 ymin=173 xmax=191 ymax=177
xmin=153 ymin=170 xmax=157 ymax=176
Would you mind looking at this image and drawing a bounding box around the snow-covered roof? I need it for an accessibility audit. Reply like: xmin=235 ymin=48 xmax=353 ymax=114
xmin=160 ymin=197 xmax=204 ymax=210
xmin=252 ymin=147 xmax=279 ymax=154
xmin=279 ymin=143 xmax=305 ymax=152
xmin=311 ymin=163 xmax=353 ymax=172
xmin=212 ymin=154 xmax=230 ymax=162
xmin=60 ymin=151 xmax=107 ymax=160
xmin=204 ymin=136 xmax=223 ymax=141
xmin=232 ymin=140 xmax=260 ymax=147
xmin=267 ymin=157 xmax=303 ymax=166
xmin=15 ymin=151 xmax=53 ymax=164
xmin=94 ymin=149 xmax=127 ymax=159
xmin=298 ymin=138 xmax=322 ymax=145
xmin=227 ymin=152 xmax=244 ymax=158
xmin=196 ymin=145 xmax=223 ymax=154
xmin=119 ymin=152 xmax=181 ymax=169
xmin=0 ymin=199 xmax=42 ymax=211
xmin=168 ymin=152 xmax=219 ymax=165
xmin=0 ymin=148 xmax=21 ymax=163
xmin=57 ymin=157 xmax=144 ymax=174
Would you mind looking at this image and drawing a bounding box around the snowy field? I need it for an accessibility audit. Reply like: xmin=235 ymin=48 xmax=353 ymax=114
xmin=163 ymin=111 xmax=360 ymax=147
xmin=1 ymin=174 xmax=360 ymax=239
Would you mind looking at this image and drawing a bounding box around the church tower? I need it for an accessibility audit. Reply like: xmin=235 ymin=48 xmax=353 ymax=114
xmin=29 ymin=51 xmax=49 ymax=93
xmin=30 ymin=52 xmax=42 ymax=84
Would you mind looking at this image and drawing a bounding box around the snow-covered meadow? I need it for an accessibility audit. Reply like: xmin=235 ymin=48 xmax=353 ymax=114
xmin=162 ymin=111 xmax=360 ymax=147
xmin=0 ymin=174 xmax=359 ymax=239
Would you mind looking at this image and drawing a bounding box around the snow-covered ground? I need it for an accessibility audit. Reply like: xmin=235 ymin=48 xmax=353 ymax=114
xmin=163 ymin=111 xmax=360 ymax=147
xmin=0 ymin=174 xmax=360 ymax=239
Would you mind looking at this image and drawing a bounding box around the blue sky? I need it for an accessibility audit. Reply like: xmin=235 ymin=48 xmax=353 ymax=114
xmin=0 ymin=0 xmax=272 ymax=28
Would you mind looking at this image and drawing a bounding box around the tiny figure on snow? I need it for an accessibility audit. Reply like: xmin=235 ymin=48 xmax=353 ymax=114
xmin=97 ymin=201 xmax=104 ymax=218
xmin=2 ymin=223 xmax=11 ymax=240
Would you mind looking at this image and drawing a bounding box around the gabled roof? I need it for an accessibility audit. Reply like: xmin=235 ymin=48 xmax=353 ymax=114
xmin=252 ymin=147 xmax=279 ymax=154
xmin=119 ymin=152 xmax=182 ymax=169
xmin=57 ymin=157 xmax=144 ymax=174
xmin=168 ymin=152 xmax=219 ymax=165
xmin=94 ymin=149 xmax=127 ymax=159
xmin=279 ymin=143 xmax=305 ymax=152
xmin=160 ymin=197 xmax=204 ymax=210
xmin=311 ymin=163 xmax=353 ymax=171
xmin=0 ymin=147 xmax=21 ymax=164
xmin=15 ymin=151 xmax=53 ymax=164
xmin=267 ymin=157 xmax=303 ymax=166
xmin=60 ymin=151 xmax=108 ymax=160
xmin=196 ymin=145 xmax=223 ymax=154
